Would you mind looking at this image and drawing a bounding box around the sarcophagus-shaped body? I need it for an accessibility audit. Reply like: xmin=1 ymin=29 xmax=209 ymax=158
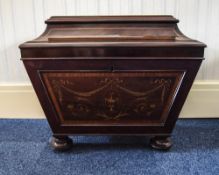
xmin=20 ymin=16 xmax=206 ymax=151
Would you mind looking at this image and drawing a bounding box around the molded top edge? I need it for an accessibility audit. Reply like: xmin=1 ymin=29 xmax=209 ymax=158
xmin=45 ymin=15 xmax=179 ymax=24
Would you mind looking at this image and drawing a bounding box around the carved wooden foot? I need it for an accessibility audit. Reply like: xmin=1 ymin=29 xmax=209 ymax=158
xmin=50 ymin=135 xmax=73 ymax=151
xmin=150 ymin=136 xmax=172 ymax=150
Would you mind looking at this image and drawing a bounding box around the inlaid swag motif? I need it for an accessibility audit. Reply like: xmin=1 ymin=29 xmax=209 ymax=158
xmin=42 ymin=72 xmax=180 ymax=122
xmin=20 ymin=15 xmax=205 ymax=151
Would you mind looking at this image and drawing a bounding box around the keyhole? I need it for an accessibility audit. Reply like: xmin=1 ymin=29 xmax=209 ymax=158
xmin=111 ymin=65 xmax=115 ymax=72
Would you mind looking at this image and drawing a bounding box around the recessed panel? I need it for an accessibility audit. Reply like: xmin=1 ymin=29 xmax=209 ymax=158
xmin=41 ymin=71 xmax=184 ymax=126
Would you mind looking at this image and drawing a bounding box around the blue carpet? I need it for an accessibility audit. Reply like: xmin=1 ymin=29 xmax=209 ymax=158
xmin=0 ymin=119 xmax=218 ymax=175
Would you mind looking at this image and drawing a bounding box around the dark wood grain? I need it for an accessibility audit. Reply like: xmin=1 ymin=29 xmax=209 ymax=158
xmin=20 ymin=16 xmax=206 ymax=151
xmin=41 ymin=71 xmax=184 ymax=126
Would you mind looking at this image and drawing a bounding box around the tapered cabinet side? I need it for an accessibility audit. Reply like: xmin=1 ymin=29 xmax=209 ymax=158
xmin=20 ymin=16 xmax=206 ymax=151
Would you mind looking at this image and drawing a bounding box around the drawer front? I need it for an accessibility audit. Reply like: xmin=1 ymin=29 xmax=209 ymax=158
xmin=41 ymin=71 xmax=184 ymax=126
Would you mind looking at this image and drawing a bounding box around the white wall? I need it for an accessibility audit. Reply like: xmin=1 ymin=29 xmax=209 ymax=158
xmin=0 ymin=0 xmax=219 ymax=83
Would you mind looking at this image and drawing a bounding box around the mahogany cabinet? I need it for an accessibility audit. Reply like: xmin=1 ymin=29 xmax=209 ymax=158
xmin=19 ymin=16 xmax=206 ymax=151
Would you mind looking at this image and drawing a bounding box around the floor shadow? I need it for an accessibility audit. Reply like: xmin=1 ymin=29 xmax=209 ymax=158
xmin=52 ymin=136 xmax=151 ymax=155
xmin=0 ymin=119 xmax=218 ymax=153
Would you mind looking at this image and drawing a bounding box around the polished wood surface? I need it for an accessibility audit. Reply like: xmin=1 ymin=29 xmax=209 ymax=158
xmin=20 ymin=16 xmax=206 ymax=151
xmin=45 ymin=15 xmax=179 ymax=24
xmin=42 ymin=71 xmax=183 ymax=125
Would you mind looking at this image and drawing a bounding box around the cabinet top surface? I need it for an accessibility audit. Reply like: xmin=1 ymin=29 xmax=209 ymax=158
xmin=45 ymin=15 xmax=179 ymax=23
xmin=20 ymin=16 xmax=206 ymax=49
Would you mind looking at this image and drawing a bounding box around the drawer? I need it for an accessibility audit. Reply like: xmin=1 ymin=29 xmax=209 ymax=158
xmin=41 ymin=70 xmax=184 ymax=126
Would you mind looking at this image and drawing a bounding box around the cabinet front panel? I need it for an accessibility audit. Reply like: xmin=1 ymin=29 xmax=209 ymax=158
xmin=41 ymin=71 xmax=184 ymax=126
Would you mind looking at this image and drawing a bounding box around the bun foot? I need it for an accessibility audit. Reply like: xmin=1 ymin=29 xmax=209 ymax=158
xmin=50 ymin=136 xmax=73 ymax=151
xmin=150 ymin=136 xmax=172 ymax=150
